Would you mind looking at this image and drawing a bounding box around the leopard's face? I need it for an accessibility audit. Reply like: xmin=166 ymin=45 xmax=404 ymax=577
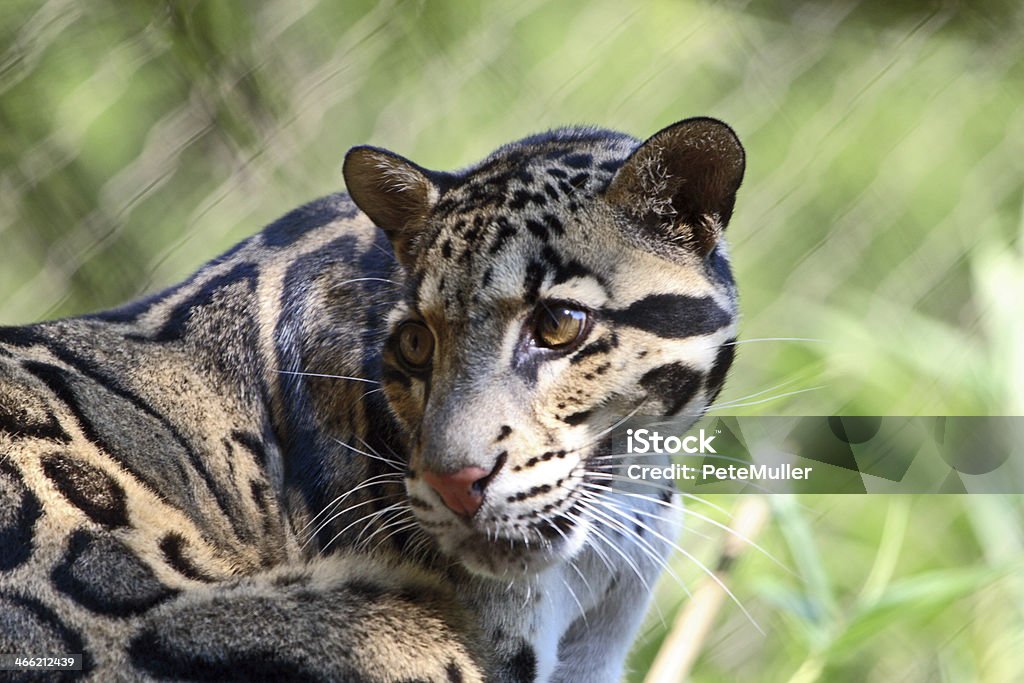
xmin=345 ymin=119 xmax=744 ymax=577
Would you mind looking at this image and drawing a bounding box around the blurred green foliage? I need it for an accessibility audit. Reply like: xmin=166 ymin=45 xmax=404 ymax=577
xmin=2 ymin=0 xmax=1023 ymax=415
xmin=631 ymin=494 xmax=1024 ymax=682
xmin=1 ymin=1 xmax=1022 ymax=681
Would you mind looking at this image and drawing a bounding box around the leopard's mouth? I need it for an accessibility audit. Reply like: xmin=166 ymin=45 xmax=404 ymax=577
xmin=403 ymin=442 xmax=609 ymax=577
xmin=406 ymin=473 xmax=594 ymax=577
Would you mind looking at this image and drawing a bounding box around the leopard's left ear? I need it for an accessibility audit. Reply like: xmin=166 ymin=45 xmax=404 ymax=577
xmin=343 ymin=146 xmax=446 ymax=267
xmin=606 ymin=117 xmax=745 ymax=257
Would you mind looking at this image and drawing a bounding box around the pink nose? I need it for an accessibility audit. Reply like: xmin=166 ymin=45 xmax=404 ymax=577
xmin=421 ymin=466 xmax=491 ymax=518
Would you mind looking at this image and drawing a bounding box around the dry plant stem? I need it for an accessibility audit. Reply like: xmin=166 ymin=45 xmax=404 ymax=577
xmin=644 ymin=496 xmax=771 ymax=683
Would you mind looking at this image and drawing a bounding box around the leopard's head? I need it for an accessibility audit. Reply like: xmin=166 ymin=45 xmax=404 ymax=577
xmin=344 ymin=118 xmax=744 ymax=577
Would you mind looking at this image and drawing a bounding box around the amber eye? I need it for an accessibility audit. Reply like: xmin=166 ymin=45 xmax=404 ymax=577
xmin=534 ymin=304 xmax=589 ymax=349
xmin=397 ymin=322 xmax=434 ymax=369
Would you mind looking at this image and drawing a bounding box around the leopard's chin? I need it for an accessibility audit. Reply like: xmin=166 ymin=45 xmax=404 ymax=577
xmin=445 ymin=533 xmax=572 ymax=578
xmin=425 ymin=516 xmax=592 ymax=579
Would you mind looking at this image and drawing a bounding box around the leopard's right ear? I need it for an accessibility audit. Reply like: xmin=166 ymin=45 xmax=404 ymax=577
xmin=343 ymin=146 xmax=446 ymax=267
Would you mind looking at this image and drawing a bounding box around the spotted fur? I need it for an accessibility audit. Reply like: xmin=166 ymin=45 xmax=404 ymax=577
xmin=0 ymin=117 xmax=744 ymax=681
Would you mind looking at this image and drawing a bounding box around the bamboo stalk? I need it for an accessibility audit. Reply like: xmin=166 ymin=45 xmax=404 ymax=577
xmin=644 ymin=496 xmax=771 ymax=683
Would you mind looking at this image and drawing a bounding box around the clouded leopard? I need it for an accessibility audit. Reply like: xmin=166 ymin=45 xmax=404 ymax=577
xmin=0 ymin=117 xmax=744 ymax=682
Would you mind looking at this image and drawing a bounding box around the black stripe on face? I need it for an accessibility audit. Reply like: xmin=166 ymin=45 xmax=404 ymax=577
xmin=525 ymin=219 xmax=550 ymax=242
xmin=605 ymin=294 xmax=731 ymax=339
xmin=489 ymin=218 xmax=518 ymax=255
xmin=523 ymin=260 xmax=546 ymax=305
xmin=704 ymin=340 xmax=736 ymax=403
xmin=639 ymin=363 xmax=702 ymax=416
xmin=385 ymin=368 xmax=411 ymax=389
xmin=562 ymin=409 xmax=592 ymax=426
xmin=569 ymin=334 xmax=616 ymax=365
xmin=520 ymin=248 xmax=609 ymax=306
xmin=540 ymin=245 xmax=592 ymax=286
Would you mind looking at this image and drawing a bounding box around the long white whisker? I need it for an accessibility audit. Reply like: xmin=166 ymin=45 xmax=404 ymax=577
xmin=569 ymin=485 xmax=706 ymax=539
xmin=335 ymin=277 xmax=402 ymax=287
xmin=703 ymin=385 xmax=828 ymax=413
xmin=361 ymin=516 xmax=420 ymax=555
xmin=405 ymin=532 xmax=435 ymax=563
xmin=561 ymin=508 xmax=649 ymax=594
xmin=276 ymin=369 xmax=381 ymax=385
xmin=299 ymin=472 xmax=404 ymax=536
xmin=708 ymin=374 xmax=809 ymax=406
xmin=560 ymin=575 xmax=588 ymax=625
xmin=579 ymin=525 xmax=617 ymax=576
xmin=565 ymin=400 xmax=649 ymax=458
xmin=305 ymin=492 xmax=399 ymax=548
xmin=354 ymin=502 xmax=415 ymax=548
xmin=723 ymin=337 xmax=827 ymax=346
xmin=578 ymin=481 xmax=790 ymax=575
xmin=572 ymin=495 xmax=689 ymax=605
xmin=575 ymin=457 xmax=739 ymax=513
xmin=574 ymin=496 xmax=680 ymax=582
xmin=583 ymin=481 xmax=732 ymax=531
xmin=332 ymin=437 xmax=404 ymax=470
xmin=569 ymin=499 xmax=674 ymax=628
xmin=577 ymin=488 xmax=763 ymax=633
xmin=537 ymin=508 xmax=613 ymax=597
xmin=321 ymin=500 xmax=406 ymax=554
xmin=369 ymin=240 xmax=400 ymax=264
xmin=566 ymin=556 xmax=596 ymax=603
xmin=353 ymin=431 xmax=406 ymax=463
